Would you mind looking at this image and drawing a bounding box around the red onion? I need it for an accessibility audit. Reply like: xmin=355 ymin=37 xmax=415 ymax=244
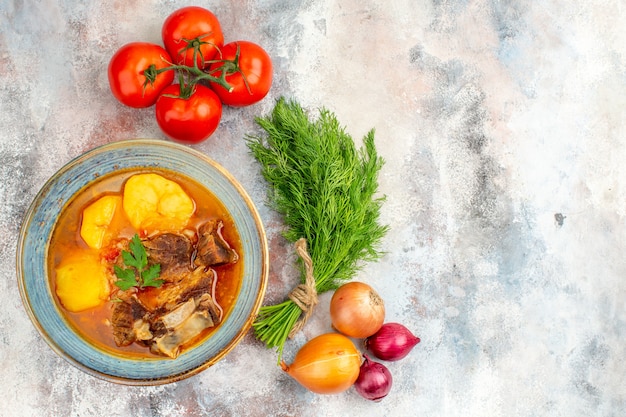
xmin=354 ymin=354 xmax=392 ymax=401
xmin=365 ymin=322 xmax=420 ymax=361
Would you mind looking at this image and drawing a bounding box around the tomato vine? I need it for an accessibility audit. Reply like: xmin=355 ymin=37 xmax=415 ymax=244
xmin=108 ymin=6 xmax=273 ymax=143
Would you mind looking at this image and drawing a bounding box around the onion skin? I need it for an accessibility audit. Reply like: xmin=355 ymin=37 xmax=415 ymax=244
xmin=354 ymin=354 xmax=393 ymax=401
xmin=330 ymin=281 xmax=385 ymax=338
xmin=281 ymin=333 xmax=362 ymax=394
xmin=365 ymin=322 xmax=420 ymax=361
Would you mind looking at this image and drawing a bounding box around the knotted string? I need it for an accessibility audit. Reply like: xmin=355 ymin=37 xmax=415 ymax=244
xmin=288 ymin=238 xmax=318 ymax=338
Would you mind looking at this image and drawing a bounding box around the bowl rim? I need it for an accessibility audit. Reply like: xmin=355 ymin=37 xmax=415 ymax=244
xmin=16 ymin=138 xmax=269 ymax=385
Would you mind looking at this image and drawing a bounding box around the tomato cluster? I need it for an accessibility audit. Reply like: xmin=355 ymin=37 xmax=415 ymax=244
xmin=107 ymin=6 xmax=273 ymax=144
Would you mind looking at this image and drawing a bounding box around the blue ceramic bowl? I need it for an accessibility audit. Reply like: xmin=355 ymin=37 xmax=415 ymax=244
xmin=16 ymin=139 xmax=269 ymax=385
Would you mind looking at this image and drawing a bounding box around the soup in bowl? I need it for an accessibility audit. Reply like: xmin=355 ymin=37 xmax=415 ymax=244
xmin=17 ymin=139 xmax=268 ymax=384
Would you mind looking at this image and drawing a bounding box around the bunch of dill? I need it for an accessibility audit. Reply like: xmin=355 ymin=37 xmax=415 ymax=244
xmin=247 ymin=98 xmax=388 ymax=360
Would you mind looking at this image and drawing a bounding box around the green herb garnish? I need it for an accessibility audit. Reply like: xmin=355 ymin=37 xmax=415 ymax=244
xmin=113 ymin=234 xmax=163 ymax=290
xmin=247 ymin=98 xmax=389 ymax=361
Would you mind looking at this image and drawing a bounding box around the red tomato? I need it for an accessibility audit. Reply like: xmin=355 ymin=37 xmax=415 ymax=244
xmin=108 ymin=42 xmax=174 ymax=108
xmin=162 ymin=6 xmax=224 ymax=68
xmin=155 ymin=84 xmax=223 ymax=144
xmin=208 ymin=41 xmax=273 ymax=107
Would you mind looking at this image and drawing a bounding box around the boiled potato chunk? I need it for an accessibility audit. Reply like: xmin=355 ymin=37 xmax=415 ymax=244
xmin=80 ymin=195 xmax=122 ymax=249
xmin=55 ymin=252 xmax=111 ymax=312
xmin=123 ymin=173 xmax=195 ymax=233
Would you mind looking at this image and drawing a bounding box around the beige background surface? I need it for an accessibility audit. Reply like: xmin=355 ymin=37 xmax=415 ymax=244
xmin=1 ymin=0 xmax=625 ymax=416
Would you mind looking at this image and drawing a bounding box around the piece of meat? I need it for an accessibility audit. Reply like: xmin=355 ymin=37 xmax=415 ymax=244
xmin=133 ymin=319 xmax=153 ymax=342
xmin=194 ymin=220 xmax=238 ymax=267
xmin=158 ymin=298 xmax=197 ymax=330
xmin=147 ymin=291 xmax=223 ymax=358
xmin=142 ymin=233 xmax=194 ymax=283
xmin=151 ymin=310 xmax=215 ymax=358
xmin=110 ymin=267 xmax=224 ymax=356
xmin=196 ymin=292 xmax=223 ymax=325
xmin=151 ymin=266 xmax=217 ymax=311
xmin=150 ymin=298 xmax=197 ymax=339
xmin=106 ymin=223 xmax=234 ymax=357
xmin=111 ymin=296 xmax=150 ymax=346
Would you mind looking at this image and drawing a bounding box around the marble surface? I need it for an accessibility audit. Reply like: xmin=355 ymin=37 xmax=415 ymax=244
xmin=1 ymin=0 xmax=625 ymax=416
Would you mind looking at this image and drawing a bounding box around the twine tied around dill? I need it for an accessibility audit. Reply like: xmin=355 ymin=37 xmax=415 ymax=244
xmin=287 ymin=238 xmax=318 ymax=338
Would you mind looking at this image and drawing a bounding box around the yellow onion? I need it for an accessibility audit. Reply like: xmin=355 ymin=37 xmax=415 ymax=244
xmin=280 ymin=333 xmax=362 ymax=394
xmin=330 ymin=281 xmax=385 ymax=338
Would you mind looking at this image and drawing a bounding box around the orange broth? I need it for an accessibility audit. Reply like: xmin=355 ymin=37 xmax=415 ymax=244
xmin=48 ymin=168 xmax=243 ymax=358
